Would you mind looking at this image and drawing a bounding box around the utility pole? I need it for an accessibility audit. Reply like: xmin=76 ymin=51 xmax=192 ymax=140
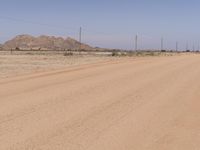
xmin=135 ymin=35 xmax=138 ymax=51
xmin=186 ymin=42 xmax=189 ymax=51
xmin=161 ymin=37 xmax=164 ymax=51
xmin=79 ymin=27 xmax=82 ymax=50
xmin=193 ymin=44 xmax=195 ymax=51
xmin=176 ymin=41 xmax=178 ymax=52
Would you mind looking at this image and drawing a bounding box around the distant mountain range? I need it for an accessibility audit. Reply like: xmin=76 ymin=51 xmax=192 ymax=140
xmin=1 ymin=35 xmax=93 ymax=50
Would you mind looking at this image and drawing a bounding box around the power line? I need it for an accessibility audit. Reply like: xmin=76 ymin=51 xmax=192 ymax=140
xmin=0 ymin=16 xmax=198 ymax=50
xmin=0 ymin=15 xmax=78 ymax=31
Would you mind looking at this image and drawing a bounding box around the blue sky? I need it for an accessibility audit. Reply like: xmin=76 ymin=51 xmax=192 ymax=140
xmin=0 ymin=0 xmax=200 ymax=50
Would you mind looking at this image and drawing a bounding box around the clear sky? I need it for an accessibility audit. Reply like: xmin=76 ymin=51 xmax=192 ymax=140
xmin=0 ymin=0 xmax=200 ymax=50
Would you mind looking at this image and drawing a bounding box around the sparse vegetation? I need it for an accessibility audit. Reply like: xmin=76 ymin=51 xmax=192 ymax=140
xmin=110 ymin=51 xmax=174 ymax=57
xmin=111 ymin=51 xmax=120 ymax=56
xmin=15 ymin=47 xmax=20 ymax=50
xmin=64 ymin=51 xmax=73 ymax=56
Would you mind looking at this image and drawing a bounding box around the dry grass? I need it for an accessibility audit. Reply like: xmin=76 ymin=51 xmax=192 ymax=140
xmin=0 ymin=50 xmax=187 ymax=78
xmin=0 ymin=53 xmax=115 ymax=78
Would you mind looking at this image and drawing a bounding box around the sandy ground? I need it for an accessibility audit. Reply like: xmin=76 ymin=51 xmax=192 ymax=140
xmin=0 ymin=54 xmax=115 ymax=78
xmin=0 ymin=54 xmax=200 ymax=150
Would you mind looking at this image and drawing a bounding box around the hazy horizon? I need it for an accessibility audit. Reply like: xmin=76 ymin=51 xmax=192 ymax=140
xmin=1 ymin=0 xmax=200 ymax=50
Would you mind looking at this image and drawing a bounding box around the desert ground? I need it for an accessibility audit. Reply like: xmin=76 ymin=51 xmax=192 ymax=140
xmin=0 ymin=52 xmax=115 ymax=78
xmin=0 ymin=53 xmax=200 ymax=149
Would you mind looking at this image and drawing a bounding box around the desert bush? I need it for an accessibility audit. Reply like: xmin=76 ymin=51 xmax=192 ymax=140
xmin=64 ymin=51 xmax=73 ymax=56
xmin=111 ymin=51 xmax=119 ymax=56
xmin=15 ymin=47 xmax=20 ymax=50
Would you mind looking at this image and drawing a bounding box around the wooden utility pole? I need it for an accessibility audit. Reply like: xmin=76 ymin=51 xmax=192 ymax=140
xmin=161 ymin=37 xmax=164 ymax=51
xmin=186 ymin=42 xmax=189 ymax=51
xmin=193 ymin=44 xmax=195 ymax=51
xmin=135 ymin=35 xmax=138 ymax=51
xmin=79 ymin=27 xmax=82 ymax=50
xmin=176 ymin=41 xmax=178 ymax=51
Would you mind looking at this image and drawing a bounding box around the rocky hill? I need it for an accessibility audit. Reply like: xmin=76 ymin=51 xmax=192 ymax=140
xmin=3 ymin=35 xmax=93 ymax=50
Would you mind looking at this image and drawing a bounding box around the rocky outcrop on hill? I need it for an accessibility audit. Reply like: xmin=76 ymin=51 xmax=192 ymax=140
xmin=3 ymin=35 xmax=93 ymax=50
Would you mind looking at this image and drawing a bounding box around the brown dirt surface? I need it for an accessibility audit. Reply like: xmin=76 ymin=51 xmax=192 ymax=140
xmin=0 ymin=54 xmax=200 ymax=150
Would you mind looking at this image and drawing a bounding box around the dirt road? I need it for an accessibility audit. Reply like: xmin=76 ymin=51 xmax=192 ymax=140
xmin=0 ymin=54 xmax=200 ymax=150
